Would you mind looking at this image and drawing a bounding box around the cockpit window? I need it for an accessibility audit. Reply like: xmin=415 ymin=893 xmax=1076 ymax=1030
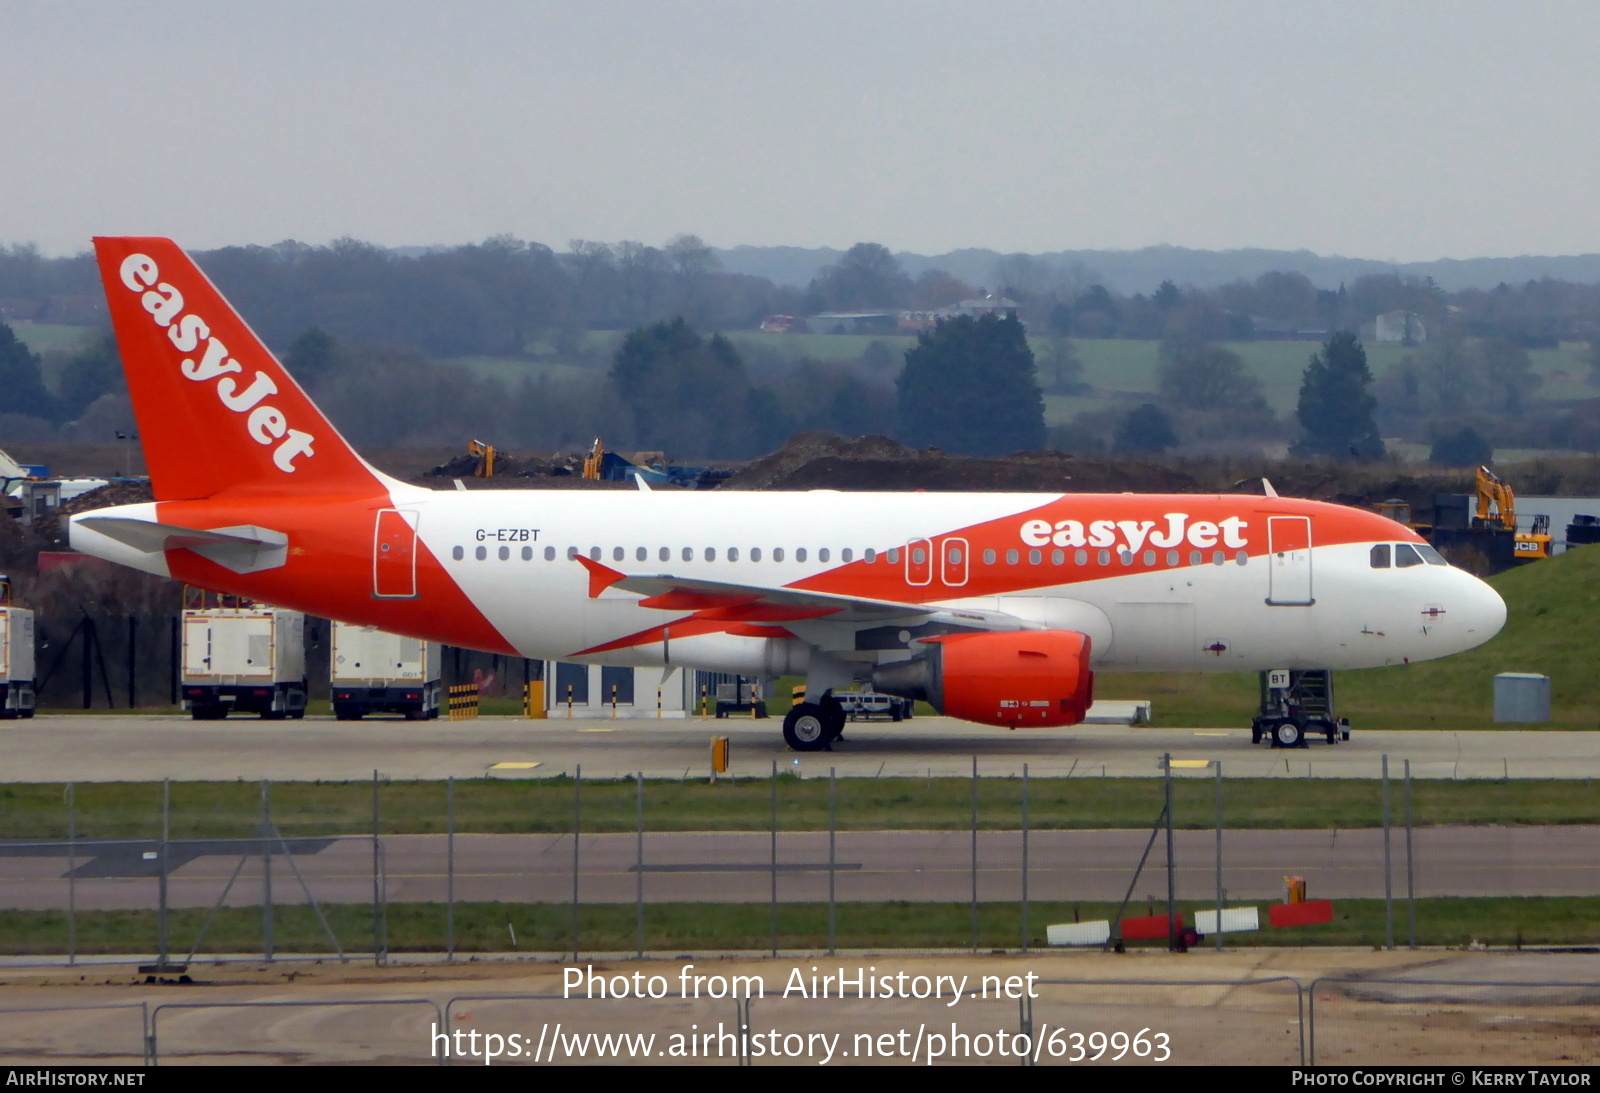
xmin=1370 ymin=544 xmax=1391 ymax=568
xmin=1415 ymin=543 xmax=1449 ymax=566
xmin=1394 ymin=543 xmax=1424 ymax=568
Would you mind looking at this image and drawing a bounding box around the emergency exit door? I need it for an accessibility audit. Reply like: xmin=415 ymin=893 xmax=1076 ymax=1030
xmin=1266 ymin=516 xmax=1313 ymax=606
xmin=373 ymin=509 xmax=419 ymax=598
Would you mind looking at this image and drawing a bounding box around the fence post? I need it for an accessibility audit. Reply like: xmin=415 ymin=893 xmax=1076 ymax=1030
xmin=636 ymin=771 xmax=644 ymax=959
xmin=446 ymin=776 xmax=455 ymax=962
xmin=970 ymin=756 xmax=979 ymax=953
xmin=1021 ymin=763 xmax=1029 ymax=954
xmin=770 ymin=759 xmax=778 ymax=957
xmin=67 ymin=782 xmax=75 ymax=966
xmin=1164 ymin=753 xmax=1178 ymax=951
xmin=571 ymin=764 xmax=581 ymax=961
xmin=1382 ymin=754 xmax=1393 ymax=950
xmin=372 ymin=769 xmax=385 ymax=966
xmin=1405 ymin=758 xmax=1416 ymax=950
xmin=1215 ymin=759 xmax=1224 ymax=952
xmin=158 ymin=777 xmax=170 ymax=968
xmin=261 ymin=779 xmax=273 ymax=962
xmin=828 ymin=766 xmax=836 ymax=957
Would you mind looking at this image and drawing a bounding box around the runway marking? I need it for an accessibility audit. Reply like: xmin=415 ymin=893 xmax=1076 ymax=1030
xmin=1193 ymin=732 xmax=1234 ymax=737
xmin=489 ymin=761 xmax=541 ymax=770
xmin=1167 ymin=759 xmax=1213 ymax=769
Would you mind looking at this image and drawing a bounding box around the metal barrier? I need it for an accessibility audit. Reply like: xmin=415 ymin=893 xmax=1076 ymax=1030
xmin=1308 ymin=977 xmax=1600 ymax=1066
xmin=0 ymin=1001 xmax=151 ymax=1066
xmin=150 ymin=998 xmax=444 ymax=1066
xmin=447 ymin=684 xmax=479 ymax=720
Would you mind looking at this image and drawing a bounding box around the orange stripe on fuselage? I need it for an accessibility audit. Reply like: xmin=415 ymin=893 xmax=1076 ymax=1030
xmin=156 ymin=495 xmax=518 ymax=655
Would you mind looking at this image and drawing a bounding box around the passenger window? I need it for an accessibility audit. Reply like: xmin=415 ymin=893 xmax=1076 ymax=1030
xmin=912 ymin=547 xmax=926 ymax=565
xmin=1143 ymin=550 xmax=1156 ymax=566
xmin=545 ymin=546 xmax=556 ymax=561
xmin=1370 ymin=544 xmax=1391 ymax=568
xmin=452 ymin=546 xmax=464 ymax=561
xmin=475 ymin=546 xmax=487 ymax=561
xmin=949 ymin=546 xmax=963 ymax=564
xmin=1075 ymin=549 xmax=1088 ymax=566
xmin=522 ymin=546 xmax=533 ymax=561
xmin=567 ymin=546 xmax=578 ymax=560
xmin=819 ymin=548 xmax=830 ymax=562
xmin=797 ymin=548 xmax=807 ymax=562
xmin=983 ymin=549 xmax=996 ymax=565
xmin=841 ymin=548 xmax=853 ymax=562
xmin=1006 ymin=549 xmax=1019 ymax=565
xmin=729 ymin=547 xmax=739 ymax=562
xmin=751 ymin=547 xmax=762 ymax=562
xmin=864 ymin=548 xmax=876 ymax=563
xmin=1029 ymin=549 xmax=1042 ymax=565
xmin=613 ymin=546 xmax=624 ymax=562
xmin=589 ymin=546 xmax=601 ymax=561
xmin=886 ymin=548 xmax=899 ymax=564
xmin=1098 ymin=550 xmax=1110 ymax=566
xmin=1213 ymin=551 xmax=1225 ymax=566
xmin=1235 ymin=551 xmax=1248 ymax=565
xmin=1394 ymin=543 xmax=1423 ymax=568
xmin=1051 ymin=549 xmax=1064 ymax=565
xmin=1167 ymin=550 xmax=1179 ymax=567
xmin=682 ymin=547 xmax=693 ymax=562
xmin=705 ymin=547 xmax=717 ymax=561
xmin=659 ymin=547 xmax=670 ymax=562
xmin=774 ymin=547 xmax=785 ymax=562
xmin=499 ymin=546 xmax=510 ymax=561
xmin=1189 ymin=550 xmax=1201 ymax=566
xmin=1119 ymin=550 xmax=1134 ymax=566
xmin=1416 ymin=544 xmax=1449 ymax=566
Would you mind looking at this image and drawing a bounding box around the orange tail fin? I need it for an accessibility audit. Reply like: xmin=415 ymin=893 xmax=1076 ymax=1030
xmin=93 ymin=237 xmax=383 ymax=501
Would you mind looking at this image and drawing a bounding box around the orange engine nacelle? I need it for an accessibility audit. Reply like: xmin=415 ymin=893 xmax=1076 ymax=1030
xmin=875 ymin=630 xmax=1093 ymax=728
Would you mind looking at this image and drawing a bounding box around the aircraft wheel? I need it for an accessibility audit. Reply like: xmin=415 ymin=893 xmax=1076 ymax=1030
xmin=783 ymin=703 xmax=831 ymax=751
xmin=820 ymin=695 xmax=846 ymax=742
xmin=1271 ymin=720 xmax=1305 ymax=749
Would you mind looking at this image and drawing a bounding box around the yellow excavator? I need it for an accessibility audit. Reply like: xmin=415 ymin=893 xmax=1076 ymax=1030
xmin=467 ymin=440 xmax=497 ymax=478
xmin=1476 ymin=466 xmax=1551 ymax=561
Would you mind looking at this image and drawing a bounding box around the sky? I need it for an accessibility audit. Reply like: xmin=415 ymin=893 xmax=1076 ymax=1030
xmin=4 ymin=0 xmax=1599 ymax=262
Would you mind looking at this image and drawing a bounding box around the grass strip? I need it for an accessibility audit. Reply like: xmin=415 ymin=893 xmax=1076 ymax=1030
xmin=1 ymin=777 xmax=1597 ymax=840
xmin=0 ymin=897 xmax=1590 ymax=956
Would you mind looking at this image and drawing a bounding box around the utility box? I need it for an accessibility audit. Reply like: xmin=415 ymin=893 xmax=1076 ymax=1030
xmin=181 ymin=607 xmax=307 ymax=720
xmin=1494 ymin=673 xmax=1550 ymax=723
xmin=0 ymin=607 xmax=36 ymax=719
xmin=330 ymin=621 xmax=442 ymax=720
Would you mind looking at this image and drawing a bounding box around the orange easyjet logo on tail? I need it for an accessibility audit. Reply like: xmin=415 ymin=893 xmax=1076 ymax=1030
xmin=117 ymin=253 xmax=316 ymax=473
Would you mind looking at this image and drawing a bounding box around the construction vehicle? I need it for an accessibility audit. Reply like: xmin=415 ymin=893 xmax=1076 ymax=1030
xmin=1475 ymin=466 xmax=1551 ymax=562
xmin=467 ymin=440 xmax=497 ymax=478
xmin=0 ymin=575 xmax=35 ymax=719
xmin=581 ymin=437 xmax=731 ymax=489
xmin=180 ymin=589 xmax=307 ymax=720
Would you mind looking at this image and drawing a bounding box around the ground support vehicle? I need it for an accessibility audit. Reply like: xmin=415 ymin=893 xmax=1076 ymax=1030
xmin=1251 ymin=669 xmax=1349 ymax=748
xmin=0 ymin=602 xmax=35 ymax=719
xmin=331 ymin=621 xmax=442 ymax=720
xmin=181 ymin=604 xmax=307 ymax=720
xmin=836 ymin=690 xmax=914 ymax=722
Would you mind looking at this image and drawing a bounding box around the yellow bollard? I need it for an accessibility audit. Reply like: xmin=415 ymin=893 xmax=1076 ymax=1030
xmin=566 ymin=683 xmax=573 ymax=719
xmin=710 ymin=735 xmax=729 ymax=782
xmin=524 ymin=680 xmax=546 ymax=720
xmin=611 ymin=684 xmax=618 ymax=720
xmin=700 ymin=683 xmax=708 ymax=719
xmin=656 ymin=686 xmax=662 ymax=719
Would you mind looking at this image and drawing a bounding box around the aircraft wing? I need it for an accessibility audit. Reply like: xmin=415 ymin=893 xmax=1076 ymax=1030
xmin=574 ymin=555 xmax=1028 ymax=630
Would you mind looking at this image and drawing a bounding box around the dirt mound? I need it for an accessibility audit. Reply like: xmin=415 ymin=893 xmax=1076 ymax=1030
xmin=57 ymin=480 xmax=155 ymax=515
xmin=720 ymin=432 xmax=1204 ymax=493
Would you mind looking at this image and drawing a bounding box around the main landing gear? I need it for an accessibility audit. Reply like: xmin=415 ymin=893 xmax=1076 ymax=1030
xmin=782 ymin=695 xmax=846 ymax=752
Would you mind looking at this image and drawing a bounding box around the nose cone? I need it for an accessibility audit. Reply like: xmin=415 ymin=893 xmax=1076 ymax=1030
xmin=1455 ymin=570 xmax=1507 ymax=651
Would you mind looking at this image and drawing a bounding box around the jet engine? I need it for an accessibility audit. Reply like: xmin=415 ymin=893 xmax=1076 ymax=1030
xmin=872 ymin=630 xmax=1093 ymax=728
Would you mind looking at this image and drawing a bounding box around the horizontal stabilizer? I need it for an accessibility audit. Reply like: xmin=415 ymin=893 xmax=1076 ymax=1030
xmin=75 ymin=517 xmax=288 ymax=574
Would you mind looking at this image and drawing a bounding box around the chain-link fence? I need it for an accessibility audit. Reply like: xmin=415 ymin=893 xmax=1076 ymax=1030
xmin=0 ymin=757 xmax=1597 ymax=964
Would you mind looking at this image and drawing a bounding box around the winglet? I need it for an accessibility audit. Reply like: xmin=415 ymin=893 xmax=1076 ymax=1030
xmin=574 ymin=554 xmax=627 ymax=598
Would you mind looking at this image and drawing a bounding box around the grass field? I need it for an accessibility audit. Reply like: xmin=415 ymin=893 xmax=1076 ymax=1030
xmin=1 ymin=775 xmax=1595 ymax=839
xmin=1099 ymin=538 xmax=1600 ymax=731
xmin=0 ymin=897 xmax=1588 ymax=954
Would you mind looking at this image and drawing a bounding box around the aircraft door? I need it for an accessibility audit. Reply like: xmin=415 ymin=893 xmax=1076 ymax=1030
xmin=373 ymin=509 xmax=419 ymax=598
xmin=940 ymin=537 xmax=969 ymax=587
xmin=1267 ymin=516 xmax=1313 ymax=606
xmin=906 ymin=538 xmax=933 ymax=586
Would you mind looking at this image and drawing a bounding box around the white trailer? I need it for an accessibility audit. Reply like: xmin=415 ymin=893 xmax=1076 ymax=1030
xmin=0 ymin=607 xmax=36 ymax=719
xmin=180 ymin=607 xmax=306 ymax=719
xmin=330 ymin=621 xmax=442 ymax=720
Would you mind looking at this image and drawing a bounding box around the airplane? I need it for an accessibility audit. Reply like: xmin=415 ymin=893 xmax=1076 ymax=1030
xmin=69 ymin=237 xmax=1507 ymax=751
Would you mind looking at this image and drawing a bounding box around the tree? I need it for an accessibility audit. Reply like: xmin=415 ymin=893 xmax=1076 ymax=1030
xmin=0 ymin=321 xmax=53 ymax=421
xmin=610 ymin=317 xmax=753 ymax=458
xmin=282 ymin=327 xmax=342 ymax=392
xmin=1292 ymin=331 xmax=1384 ymax=459
xmin=805 ymin=242 xmax=911 ymax=313
xmin=1156 ymin=333 xmax=1264 ymax=411
xmin=896 ymin=313 xmax=1045 ymax=456
xmin=1113 ymin=404 xmax=1177 ymax=454
xmin=1430 ymin=425 xmax=1492 ymax=467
